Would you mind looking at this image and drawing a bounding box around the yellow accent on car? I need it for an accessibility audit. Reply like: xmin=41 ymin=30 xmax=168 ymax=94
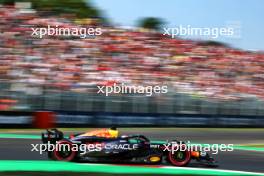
xmin=109 ymin=129 xmax=118 ymax=138
xmin=149 ymin=156 xmax=161 ymax=162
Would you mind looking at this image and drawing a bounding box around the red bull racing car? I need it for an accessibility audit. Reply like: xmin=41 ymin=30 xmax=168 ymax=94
xmin=41 ymin=128 xmax=218 ymax=167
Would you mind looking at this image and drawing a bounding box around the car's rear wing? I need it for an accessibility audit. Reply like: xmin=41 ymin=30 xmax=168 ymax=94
xmin=41 ymin=128 xmax=64 ymax=144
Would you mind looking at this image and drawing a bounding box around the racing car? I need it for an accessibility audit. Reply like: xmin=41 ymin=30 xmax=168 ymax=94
xmin=41 ymin=128 xmax=218 ymax=167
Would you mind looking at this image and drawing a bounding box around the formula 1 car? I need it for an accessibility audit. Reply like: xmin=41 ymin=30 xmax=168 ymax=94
xmin=41 ymin=129 xmax=218 ymax=167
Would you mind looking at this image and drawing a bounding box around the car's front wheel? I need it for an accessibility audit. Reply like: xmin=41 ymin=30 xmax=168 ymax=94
xmin=168 ymin=149 xmax=191 ymax=166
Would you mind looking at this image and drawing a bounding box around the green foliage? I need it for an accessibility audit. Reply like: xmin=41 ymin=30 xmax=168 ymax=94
xmin=138 ymin=17 xmax=164 ymax=30
xmin=0 ymin=0 xmax=101 ymax=19
xmin=198 ymin=40 xmax=228 ymax=47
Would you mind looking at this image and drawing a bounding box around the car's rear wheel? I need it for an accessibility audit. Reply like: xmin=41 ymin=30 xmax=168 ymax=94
xmin=53 ymin=140 xmax=77 ymax=161
xmin=168 ymin=148 xmax=191 ymax=166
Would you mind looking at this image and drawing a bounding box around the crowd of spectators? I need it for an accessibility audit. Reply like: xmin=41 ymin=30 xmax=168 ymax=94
xmin=0 ymin=4 xmax=264 ymax=102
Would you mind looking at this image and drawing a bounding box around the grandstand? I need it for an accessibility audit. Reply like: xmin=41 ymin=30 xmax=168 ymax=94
xmin=0 ymin=4 xmax=263 ymax=115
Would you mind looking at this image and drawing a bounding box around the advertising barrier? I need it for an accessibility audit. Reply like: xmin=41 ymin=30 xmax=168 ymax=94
xmin=0 ymin=111 xmax=33 ymax=128
xmin=54 ymin=111 xmax=264 ymax=127
xmin=0 ymin=111 xmax=263 ymax=128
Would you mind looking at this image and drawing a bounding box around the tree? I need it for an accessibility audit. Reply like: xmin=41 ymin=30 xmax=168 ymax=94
xmin=138 ymin=17 xmax=164 ymax=31
xmin=0 ymin=0 xmax=102 ymax=19
xmin=198 ymin=40 xmax=228 ymax=47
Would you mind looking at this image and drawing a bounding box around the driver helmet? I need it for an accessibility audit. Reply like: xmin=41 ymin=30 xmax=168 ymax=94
xmin=109 ymin=126 xmax=118 ymax=138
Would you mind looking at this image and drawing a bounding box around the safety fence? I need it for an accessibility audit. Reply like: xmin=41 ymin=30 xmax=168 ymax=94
xmin=0 ymin=111 xmax=263 ymax=128
xmin=1 ymin=89 xmax=264 ymax=116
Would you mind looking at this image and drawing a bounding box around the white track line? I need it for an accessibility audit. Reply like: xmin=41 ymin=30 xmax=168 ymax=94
xmin=79 ymin=163 xmax=264 ymax=175
xmin=161 ymin=166 xmax=264 ymax=175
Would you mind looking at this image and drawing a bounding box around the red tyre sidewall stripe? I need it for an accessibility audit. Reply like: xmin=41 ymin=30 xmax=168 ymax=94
xmin=54 ymin=140 xmax=76 ymax=161
xmin=168 ymin=150 xmax=191 ymax=166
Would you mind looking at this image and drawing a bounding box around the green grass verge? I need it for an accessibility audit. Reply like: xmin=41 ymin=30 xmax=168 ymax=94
xmin=0 ymin=161 xmax=263 ymax=175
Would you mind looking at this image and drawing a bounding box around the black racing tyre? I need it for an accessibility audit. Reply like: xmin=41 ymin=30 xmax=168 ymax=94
xmin=52 ymin=140 xmax=77 ymax=161
xmin=167 ymin=146 xmax=191 ymax=166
